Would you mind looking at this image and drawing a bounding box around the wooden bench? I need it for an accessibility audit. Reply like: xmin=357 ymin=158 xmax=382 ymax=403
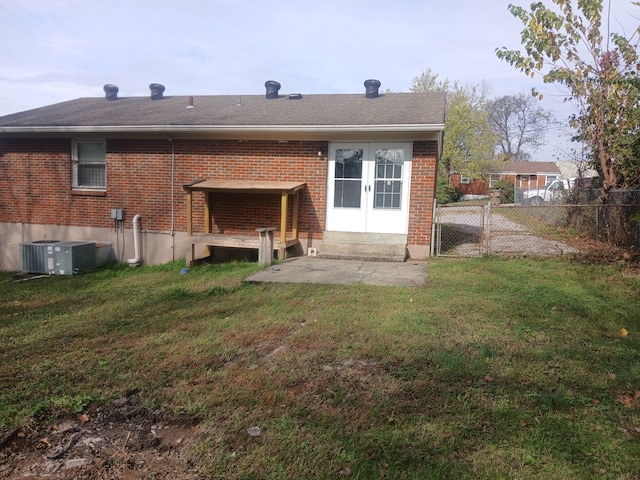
xmin=185 ymin=230 xmax=300 ymax=267
xmin=183 ymin=179 xmax=306 ymax=268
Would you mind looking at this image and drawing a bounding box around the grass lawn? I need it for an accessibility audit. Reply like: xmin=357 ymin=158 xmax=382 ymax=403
xmin=1 ymin=257 xmax=639 ymax=479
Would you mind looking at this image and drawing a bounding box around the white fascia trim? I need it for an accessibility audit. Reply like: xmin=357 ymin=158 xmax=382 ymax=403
xmin=0 ymin=124 xmax=445 ymax=135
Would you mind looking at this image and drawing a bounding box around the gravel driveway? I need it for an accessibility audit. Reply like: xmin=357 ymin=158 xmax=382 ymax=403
xmin=437 ymin=205 xmax=580 ymax=256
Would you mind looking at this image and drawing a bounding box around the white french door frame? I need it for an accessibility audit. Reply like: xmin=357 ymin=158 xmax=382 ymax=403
xmin=326 ymin=142 xmax=412 ymax=234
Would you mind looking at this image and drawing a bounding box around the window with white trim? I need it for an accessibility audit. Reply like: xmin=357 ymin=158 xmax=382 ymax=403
xmin=545 ymin=175 xmax=557 ymax=186
xmin=460 ymin=175 xmax=470 ymax=184
xmin=72 ymin=140 xmax=106 ymax=189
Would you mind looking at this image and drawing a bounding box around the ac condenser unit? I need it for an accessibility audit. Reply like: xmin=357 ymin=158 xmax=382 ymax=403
xmin=20 ymin=240 xmax=97 ymax=275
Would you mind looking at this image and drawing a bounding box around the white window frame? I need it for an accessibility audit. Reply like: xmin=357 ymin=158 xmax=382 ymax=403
xmin=460 ymin=175 xmax=470 ymax=184
xmin=72 ymin=140 xmax=106 ymax=189
xmin=545 ymin=175 xmax=557 ymax=187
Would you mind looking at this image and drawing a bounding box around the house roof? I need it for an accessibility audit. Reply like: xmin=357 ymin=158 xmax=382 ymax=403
xmin=498 ymin=161 xmax=561 ymax=176
xmin=0 ymin=91 xmax=446 ymax=141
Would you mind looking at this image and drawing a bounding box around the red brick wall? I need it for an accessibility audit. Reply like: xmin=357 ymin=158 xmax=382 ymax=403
xmin=449 ymin=174 xmax=490 ymax=196
xmin=0 ymin=138 xmax=327 ymax=240
xmin=407 ymin=141 xmax=438 ymax=245
xmin=0 ymin=137 xmax=438 ymax=245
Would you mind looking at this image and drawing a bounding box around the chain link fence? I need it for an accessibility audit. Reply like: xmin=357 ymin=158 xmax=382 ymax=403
xmin=435 ymin=189 xmax=640 ymax=257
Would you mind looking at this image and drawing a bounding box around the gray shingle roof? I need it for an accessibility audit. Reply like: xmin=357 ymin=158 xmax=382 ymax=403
xmin=0 ymin=92 xmax=446 ymax=131
xmin=499 ymin=161 xmax=561 ymax=175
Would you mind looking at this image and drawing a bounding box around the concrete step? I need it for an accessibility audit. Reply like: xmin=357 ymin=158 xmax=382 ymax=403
xmin=316 ymin=232 xmax=408 ymax=262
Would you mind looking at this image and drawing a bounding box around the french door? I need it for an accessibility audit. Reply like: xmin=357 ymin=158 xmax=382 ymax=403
xmin=326 ymin=143 xmax=412 ymax=234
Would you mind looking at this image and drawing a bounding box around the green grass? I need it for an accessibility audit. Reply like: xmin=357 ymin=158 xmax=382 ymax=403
xmin=1 ymin=258 xmax=640 ymax=479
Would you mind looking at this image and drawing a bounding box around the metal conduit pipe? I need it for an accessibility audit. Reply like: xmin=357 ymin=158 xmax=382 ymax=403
xmin=127 ymin=214 xmax=141 ymax=266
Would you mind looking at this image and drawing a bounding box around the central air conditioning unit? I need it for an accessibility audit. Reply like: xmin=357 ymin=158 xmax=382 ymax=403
xmin=20 ymin=240 xmax=97 ymax=275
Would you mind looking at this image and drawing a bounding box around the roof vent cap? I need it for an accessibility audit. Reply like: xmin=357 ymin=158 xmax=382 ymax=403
xmin=149 ymin=83 xmax=165 ymax=100
xmin=364 ymin=79 xmax=381 ymax=98
xmin=265 ymin=80 xmax=281 ymax=99
xmin=103 ymin=84 xmax=119 ymax=101
xmin=288 ymin=93 xmax=302 ymax=100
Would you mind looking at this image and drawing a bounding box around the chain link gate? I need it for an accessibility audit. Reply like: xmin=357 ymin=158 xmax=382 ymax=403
xmin=435 ymin=202 xmax=609 ymax=257
xmin=435 ymin=204 xmax=486 ymax=256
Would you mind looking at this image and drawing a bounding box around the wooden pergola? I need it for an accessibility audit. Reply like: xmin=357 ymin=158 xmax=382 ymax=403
xmin=182 ymin=179 xmax=306 ymax=266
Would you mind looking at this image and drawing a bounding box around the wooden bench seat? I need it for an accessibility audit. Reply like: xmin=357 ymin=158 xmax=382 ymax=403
xmin=185 ymin=232 xmax=299 ymax=267
xmin=182 ymin=179 xmax=306 ymax=268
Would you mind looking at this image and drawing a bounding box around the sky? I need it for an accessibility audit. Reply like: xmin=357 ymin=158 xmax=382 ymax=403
xmin=0 ymin=0 xmax=638 ymax=160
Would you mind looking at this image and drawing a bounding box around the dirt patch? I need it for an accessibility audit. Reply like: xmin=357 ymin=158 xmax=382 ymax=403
xmin=0 ymin=397 xmax=200 ymax=479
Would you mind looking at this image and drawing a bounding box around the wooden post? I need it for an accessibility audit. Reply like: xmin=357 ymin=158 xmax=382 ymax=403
xmin=292 ymin=189 xmax=300 ymax=240
xmin=280 ymin=190 xmax=288 ymax=259
xmin=257 ymin=228 xmax=275 ymax=268
xmin=186 ymin=191 xmax=193 ymax=236
xmin=185 ymin=190 xmax=194 ymax=267
xmin=203 ymin=192 xmax=211 ymax=257
xmin=204 ymin=192 xmax=211 ymax=233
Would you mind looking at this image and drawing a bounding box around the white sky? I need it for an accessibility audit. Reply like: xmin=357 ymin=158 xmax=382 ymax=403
xmin=0 ymin=0 xmax=638 ymax=160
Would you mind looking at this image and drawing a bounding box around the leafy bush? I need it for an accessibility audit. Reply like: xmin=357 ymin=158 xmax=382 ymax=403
xmin=436 ymin=175 xmax=461 ymax=204
xmin=492 ymin=180 xmax=515 ymax=204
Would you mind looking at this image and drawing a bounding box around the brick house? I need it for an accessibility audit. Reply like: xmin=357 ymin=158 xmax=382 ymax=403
xmin=448 ymin=173 xmax=491 ymax=197
xmin=0 ymin=80 xmax=445 ymax=270
xmin=493 ymin=161 xmax=562 ymax=189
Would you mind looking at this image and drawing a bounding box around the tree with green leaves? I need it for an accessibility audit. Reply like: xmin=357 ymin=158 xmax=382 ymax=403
xmin=411 ymin=69 xmax=497 ymax=180
xmin=489 ymin=93 xmax=552 ymax=162
xmin=496 ymin=0 xmax=640 ymax=199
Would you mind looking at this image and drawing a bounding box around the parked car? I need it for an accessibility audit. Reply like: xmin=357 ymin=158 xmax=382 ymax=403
xmin=520 ymin=179 xmax=572 ymax=206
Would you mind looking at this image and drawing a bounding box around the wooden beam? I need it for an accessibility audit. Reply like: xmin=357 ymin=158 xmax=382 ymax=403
xmin=186 ymin=191 xmax=193 ymax=236
xmin=280 ymin=190 xmax=288 ymax=246
xmin=203 ymin=192 xmax=211 ymax=257
xmin=292 ymin=189 xmax=300 ymax=240
xmin=204 ymin=192 xmax=211 ymax=233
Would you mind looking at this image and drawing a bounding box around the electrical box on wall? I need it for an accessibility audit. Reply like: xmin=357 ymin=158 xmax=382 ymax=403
xmin=110 ymin=209 xmax=124 ymax=220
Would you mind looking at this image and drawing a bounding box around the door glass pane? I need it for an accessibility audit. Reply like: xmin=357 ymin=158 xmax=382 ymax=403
xmin=335 ymin=149 xmax=363 ymax=179
xmin=334 ymin=180 xmax=362 ymax=208
xmin=334 ymin=148 xmax=363 ymax=208
xmin=373 ymin=148 xmax=404 ymax=210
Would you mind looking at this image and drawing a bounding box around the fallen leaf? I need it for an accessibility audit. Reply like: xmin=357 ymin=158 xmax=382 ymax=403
xmin=521 ymin=421 xmax=529 ymax=427
xmin=79 ymin=414 xmax=89 ymax=423
xmin=592 ymin=398 xmax=601 ymax=405
xmin=38 ymin=437 xmax=52 ymax=448
xmin=616 ymin=395 xmax=634 ymax=407
xmin=340 ymin=466 xmax=352 ymax=476
xmin=484 ymin=375 xmax=495 ymax=382
xmin=409 ymin=298 xmax=414 ymax=303
xmin=620 ymin=328 xmax=629 ymax=337
xmin=609 ymin=373 xmax=617 ymax=380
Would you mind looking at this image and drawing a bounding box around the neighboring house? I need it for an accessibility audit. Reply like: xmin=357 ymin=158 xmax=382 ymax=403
xmin=0 ymin=80 xmax=445 ymax=270
xmin=492 ymin=161 xmax=562 ymax=188
xmin=449 ymin=173 xmax=490 ymax=197
xmin=555 ymin=160 xmax=597 ymax=183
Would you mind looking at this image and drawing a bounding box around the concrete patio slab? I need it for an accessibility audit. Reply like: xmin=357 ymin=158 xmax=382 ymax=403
xmin=245 ymin=256 xmax=427 ymax=286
